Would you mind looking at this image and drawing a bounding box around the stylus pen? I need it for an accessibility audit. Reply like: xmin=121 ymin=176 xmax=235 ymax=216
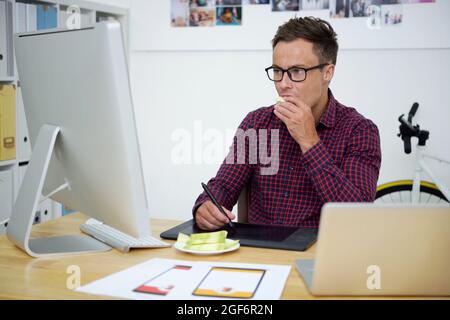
xmin=201 ymin=182 xmax=235 ymax=231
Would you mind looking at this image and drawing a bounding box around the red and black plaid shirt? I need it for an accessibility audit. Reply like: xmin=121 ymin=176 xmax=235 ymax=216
xmin=193 ymin=90 xmax=381 ymax=228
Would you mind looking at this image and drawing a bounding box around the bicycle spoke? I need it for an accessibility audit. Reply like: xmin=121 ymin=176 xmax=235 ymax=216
xmin=389 ymin=193 xmax=394 ymax=203
xmin=430 ymin=195 xmax=439 ymax=204
xmin=392 ymin=191 xmax=401 ymax=203
xmin=402 ymin=191 xmax=410 ymax=203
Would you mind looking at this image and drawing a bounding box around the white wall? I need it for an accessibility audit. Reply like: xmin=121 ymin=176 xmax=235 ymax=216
xmin=93 ymin=0 xmax=450 ymax=221
xmin=88 ymin=0 xmax=131 ymax=8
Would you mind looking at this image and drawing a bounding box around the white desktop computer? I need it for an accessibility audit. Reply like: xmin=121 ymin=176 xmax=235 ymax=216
xmin=8 ymin=22 xmax=168 ymax=257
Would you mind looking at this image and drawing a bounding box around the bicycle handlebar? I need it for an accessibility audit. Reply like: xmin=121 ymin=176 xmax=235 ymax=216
xmin=399 ymin=114 xmax=416 ymax=132
xmin=407 ymin=102 xmax=419 ymax=123
xmin=397 ymin=102 xmax=429 ymax=154
xmin=398 ymin=115 xmax=416 ymax=154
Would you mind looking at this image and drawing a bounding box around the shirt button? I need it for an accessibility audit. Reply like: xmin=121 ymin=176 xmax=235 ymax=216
xmin=289 ymin=166 xmax=294 ymax=171
xmin=284 ymin=192 xmax=289 ymax=197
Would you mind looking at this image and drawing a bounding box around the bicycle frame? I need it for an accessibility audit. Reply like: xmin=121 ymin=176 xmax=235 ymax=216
xmin=412 ymin=145 xmax=450 ymax=203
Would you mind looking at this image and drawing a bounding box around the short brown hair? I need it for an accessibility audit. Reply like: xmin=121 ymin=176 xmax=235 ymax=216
xmin=272 ymin=17 xmax=338 ymax=65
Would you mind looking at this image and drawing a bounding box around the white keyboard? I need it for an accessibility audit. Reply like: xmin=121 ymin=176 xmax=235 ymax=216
xmin=80 ymin=219 xmax=171 ymax=253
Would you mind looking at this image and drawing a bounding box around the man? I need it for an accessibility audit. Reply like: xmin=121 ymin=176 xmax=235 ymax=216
xmin=193 ymin=17 xmax=381 ymax=230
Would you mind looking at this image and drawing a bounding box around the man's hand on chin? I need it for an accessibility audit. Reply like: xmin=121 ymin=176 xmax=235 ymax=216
xmin=274 ymin=96 xmax=320 ymax=154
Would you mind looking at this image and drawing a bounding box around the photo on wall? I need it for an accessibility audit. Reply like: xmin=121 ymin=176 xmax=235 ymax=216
xmin=381 ymin=3 xmax=403 ymax=25
xmin=190 ymin=7 xmax=216 ymax=26
xmin=401 ymin=0 xmax=434 ymax=3
xmin=300 ymin=0 xmax=330 ymax=10
xmin=329 ymin=0 xmax=400 ymax=18
xmin=330 ymin=0 xmax=350 ymax=17
xmin=349 ymin=0 xmax=375 ymax=17
xmin=366 ymin=4 xmax=382 ymax=27
xmin=365 ymin=0 xmax=435 ymax=4
xmin=216 ymin=0 xmax=243 ymax=4
xmin=190 ymin=0 xmax=216 ymax=6
xmin=373 ymin=0 xmax=401 ymax=3
xmin=216 ymin=6 xmax=242 ymax=25
xmin=243 ymin=0 xmax=270 ymax=4
xmin=272 ymin=0 xmax=300 ymax=11
xmin=172 ymin=0 xmax=435 ymax=27
xmin=171 ymin=0 xmax=189 ymax=27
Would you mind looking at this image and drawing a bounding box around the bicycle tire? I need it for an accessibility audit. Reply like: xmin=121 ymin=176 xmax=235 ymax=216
xmin=375 ymin=180 xmax=448 ymax=203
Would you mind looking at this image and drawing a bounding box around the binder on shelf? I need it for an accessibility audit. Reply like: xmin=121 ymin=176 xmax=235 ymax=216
xmin=37 ymin=4 xmax=57 ymax=30
xmin=0 ymin=84 xmax=16 ymax=161
xmin=15 ymin=2 xmax=28 ymax=33
xmin=0 ymin=0 xmax=14 ymax=78
xmin=26 ymin=4 xmax=37 ymax=32
xmin=16 ymin=86 xmax=31 ymax=161
xmin=0 ymin=168 xmax=13 ymax=224
xmin=17 ymin=161 xmax=28 ymax=188
xmin=0 ymin=0 xmax=6 ymax=77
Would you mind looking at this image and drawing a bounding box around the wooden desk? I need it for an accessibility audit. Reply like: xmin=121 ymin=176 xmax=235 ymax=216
xmin=0 ymin=213 xmax=443 ymax=300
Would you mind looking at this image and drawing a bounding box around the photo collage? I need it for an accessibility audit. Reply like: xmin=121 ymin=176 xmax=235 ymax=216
xmin=171 ymin=0 xmax=435 ymax=27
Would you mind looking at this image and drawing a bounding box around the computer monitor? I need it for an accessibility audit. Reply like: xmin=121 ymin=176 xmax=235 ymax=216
xmin=8 ymin=22 xmax=150 ymax=257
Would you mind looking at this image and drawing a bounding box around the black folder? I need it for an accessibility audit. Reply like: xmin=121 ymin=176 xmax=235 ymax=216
xmin=160 ymin=219 xmax=317 ymax=251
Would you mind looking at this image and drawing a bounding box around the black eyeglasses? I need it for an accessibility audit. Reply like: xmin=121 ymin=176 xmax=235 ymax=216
xmin=265 ymin=63 xmax=329 ymax=82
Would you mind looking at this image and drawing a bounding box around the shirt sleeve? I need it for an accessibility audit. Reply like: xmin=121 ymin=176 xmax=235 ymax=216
xmin=192 ymin=112 xmax=256 ymax=218
xmin=301 ymin=119 xmax=382 ymax=203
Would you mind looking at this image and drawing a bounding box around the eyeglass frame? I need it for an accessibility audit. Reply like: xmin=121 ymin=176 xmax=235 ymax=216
xmin=265 ymin=63 xmax=330 ymax=82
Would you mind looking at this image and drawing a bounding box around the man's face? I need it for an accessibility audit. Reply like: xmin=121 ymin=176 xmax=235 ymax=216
xmin=272 ymin=38 xmax=333 ymax=109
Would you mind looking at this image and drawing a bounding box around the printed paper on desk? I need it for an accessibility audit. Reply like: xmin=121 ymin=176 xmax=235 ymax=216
xmin=207 ymin=262 xmax=290 ymax=300
xmin=76 ymin=258 xmax=290 ymax=300
xmin=193 ymin=267 xmax=265 ymax=299
xmin=134 ymin=264 xmax=192 ymax=296
xmin=76 ymin=258 xmax=202 ymax=300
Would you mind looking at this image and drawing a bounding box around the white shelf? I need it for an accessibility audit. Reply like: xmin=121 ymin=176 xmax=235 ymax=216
xmin=18 ymin=0 xmax=128 ymax=16
xmin=0 ymin=77 xmax=15 ymax=82
xmin=0 ymin=160 xmax=16 ymax=167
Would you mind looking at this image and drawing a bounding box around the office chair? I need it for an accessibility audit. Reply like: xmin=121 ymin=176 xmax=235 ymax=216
xmin=237 ymin=184 xmax=250 ymax=223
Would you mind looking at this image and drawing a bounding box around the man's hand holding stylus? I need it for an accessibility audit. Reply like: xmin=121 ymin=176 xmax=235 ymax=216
xmin=195 ymin=201 xmax=236 ymax=231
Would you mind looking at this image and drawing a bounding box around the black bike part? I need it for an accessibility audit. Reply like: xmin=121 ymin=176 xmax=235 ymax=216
xmin=402 ymin=136 xmax=412 ymax=154
xmin=418 ymin=130 xmax=430 ymax=146
xmin=408 ymin=102 xmax=419 ymax=123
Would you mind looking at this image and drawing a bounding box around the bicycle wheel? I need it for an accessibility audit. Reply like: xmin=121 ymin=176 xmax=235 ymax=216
xmin=375 ymin=180 xmax=448 ymax=204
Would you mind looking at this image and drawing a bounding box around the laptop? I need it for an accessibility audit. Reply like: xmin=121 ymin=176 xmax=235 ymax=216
xmin=295 ymin=203 xmax=450 ymax=296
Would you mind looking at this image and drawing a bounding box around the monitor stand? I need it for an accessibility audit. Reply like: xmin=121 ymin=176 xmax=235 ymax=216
xmin=7 ymin=124 xmax=111 ymax=258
